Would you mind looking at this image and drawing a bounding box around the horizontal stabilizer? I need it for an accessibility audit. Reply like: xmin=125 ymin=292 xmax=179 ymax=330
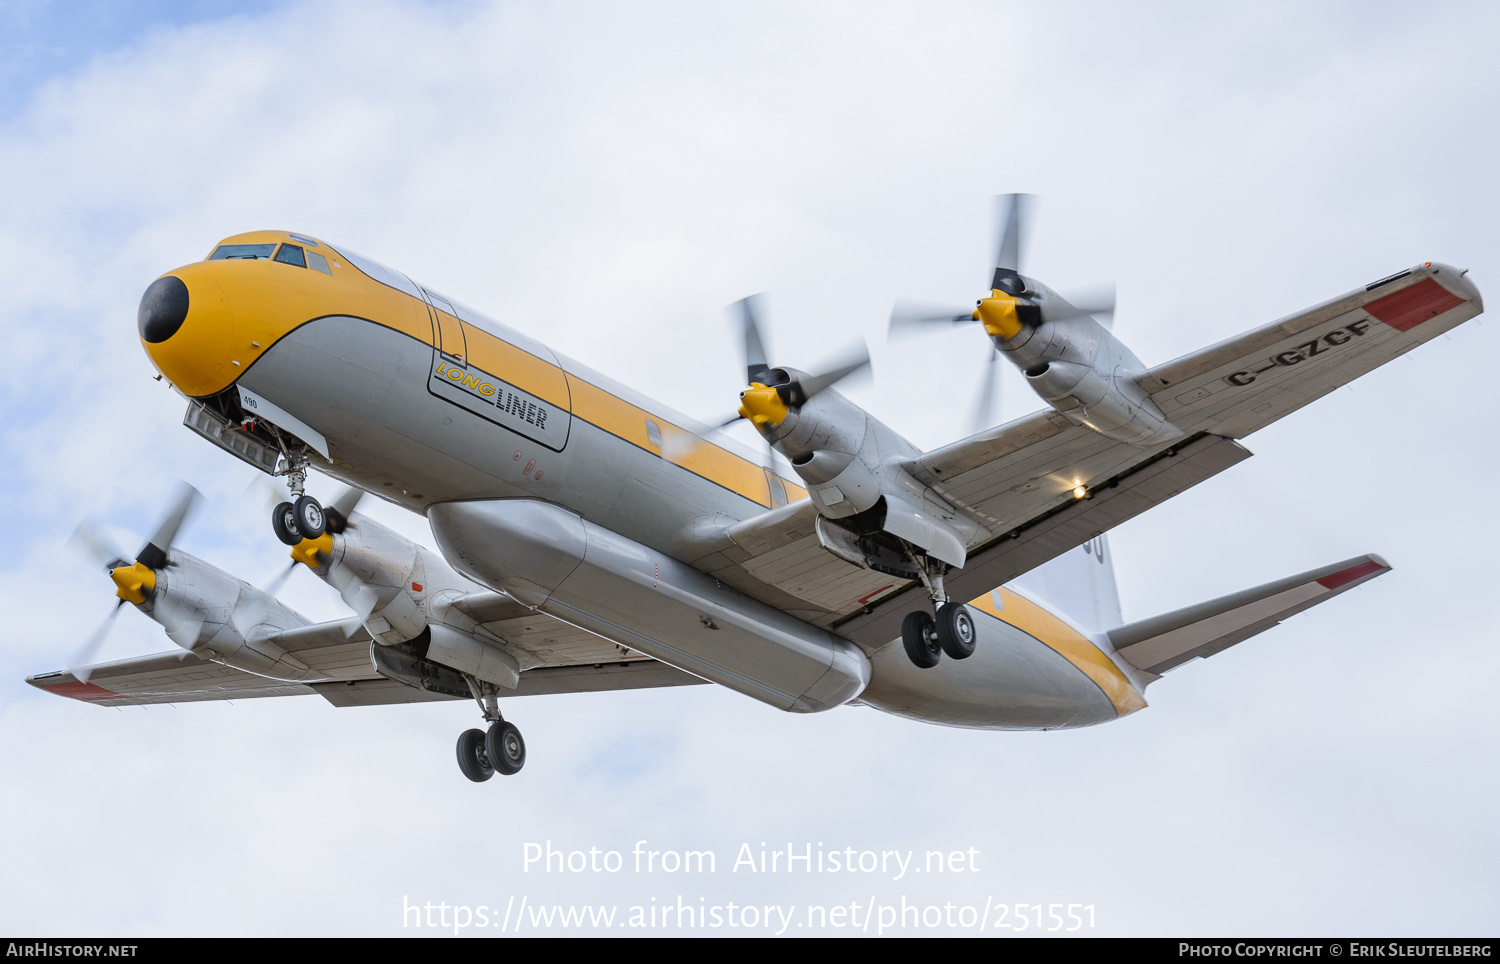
xmin=1108 ymin=554 xmax=1390 ymax=677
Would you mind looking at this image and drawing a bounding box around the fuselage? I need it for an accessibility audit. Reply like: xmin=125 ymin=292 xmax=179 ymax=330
xmin=138 ymin=230 xmax=1149 ymax=729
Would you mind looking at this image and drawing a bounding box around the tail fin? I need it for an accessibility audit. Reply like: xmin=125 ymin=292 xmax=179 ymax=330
xmin=1107 ymin=554 xmax=1390 ymax=679
xmin=1005 ymin=534 xmax=1123 ymax=635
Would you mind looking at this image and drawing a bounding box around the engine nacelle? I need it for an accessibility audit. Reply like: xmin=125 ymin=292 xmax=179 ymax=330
xmin=995 ymin=281 xmax=1183 ymax=447
xmin=292 ymin=510 xmax=527 ymax=690
xmin=148 ymin=550 xmax=314 ymax=681
xmin=754 ymin=371 xmax=978 ymax=568
xmin=298 ymin=515 xmax=429 ymax=644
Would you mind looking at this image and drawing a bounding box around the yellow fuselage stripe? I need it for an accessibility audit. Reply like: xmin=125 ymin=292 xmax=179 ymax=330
xmin=968 ymin=588 xmax=1146 ymax=716
xmin=148 ymin=231 xmax=806 ymax=508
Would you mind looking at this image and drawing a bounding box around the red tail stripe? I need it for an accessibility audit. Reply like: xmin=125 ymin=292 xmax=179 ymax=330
xmin=1317 ymin=560 xmax=1386 ymax=590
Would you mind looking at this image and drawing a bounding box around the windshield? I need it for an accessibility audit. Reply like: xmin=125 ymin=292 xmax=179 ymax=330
xmin=208 ymin=243 xmax=277 ymax=260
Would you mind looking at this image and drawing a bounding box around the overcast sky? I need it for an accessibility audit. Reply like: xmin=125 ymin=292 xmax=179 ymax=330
xmin=0 ymin=0 xmax=1496 ymax=937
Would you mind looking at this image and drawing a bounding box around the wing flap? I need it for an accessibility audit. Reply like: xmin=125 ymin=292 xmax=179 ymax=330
xmin=1108 ymin=554 xmax=1392 ymax=677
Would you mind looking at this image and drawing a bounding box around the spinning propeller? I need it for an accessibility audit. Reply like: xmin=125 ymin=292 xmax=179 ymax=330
xmin=68 ymin=483 xmax=202 ymax=681
xmin=888 ymin=194 xmax=1116 ymax=432
xmin=665 ymin=294 xmax=871 ymax=466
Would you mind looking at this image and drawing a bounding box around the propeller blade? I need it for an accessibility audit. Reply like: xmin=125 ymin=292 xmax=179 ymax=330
xmin=327 ymin=567 xmax=381 ymax=636
xmin=136 ymin=482 xmax=201 ymax=570
xmin=991 ymin=193 xmax=1035 ymax=292
xmin=343 ymin=583 xmax=380 ymax=636
xmin=888 ymin=301 xmax=976 ymax=334
xmin=71 ymin=600 xmax=126 ymax=683
xmin=729 ymin=294 xmax=772 ymax=384
xmin=658 ymin=411 xmax=741 ymax=461
xmin=792 ymin=342 xmax=872 ymax=402
xmin=263 ymin=560 xmax=298 ymax=597
xmin=245 ymin=473 xmax=284 ymax=514
xmin=68 ymin=517 xmax=131 ymax=571
xmin=329 ymin=485 xmax=366 ymax=522
xmin=153 ymin=592 xmax=205 ymax=652
xmin=1043 ymin=283 xmax=1116 ymax=328
xmin=971 ymin=346 xmax=1003 ymax=435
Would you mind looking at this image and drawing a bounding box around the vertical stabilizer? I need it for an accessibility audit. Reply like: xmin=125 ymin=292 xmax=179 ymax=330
xmin=1006 ymin=534 xmax=1123 ymax=635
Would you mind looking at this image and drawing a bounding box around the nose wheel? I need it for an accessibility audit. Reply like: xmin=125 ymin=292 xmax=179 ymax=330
xmin=271 ymin=495 xmax=328 ymax=545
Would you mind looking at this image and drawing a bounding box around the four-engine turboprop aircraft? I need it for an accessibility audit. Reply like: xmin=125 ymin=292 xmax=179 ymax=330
xmin=27 ymin=199 xmax=1484 ymax=783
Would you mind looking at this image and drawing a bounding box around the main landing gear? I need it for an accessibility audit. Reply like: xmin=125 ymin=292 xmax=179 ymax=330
xmin=457 ymin=683 xmax=526 ymax=782
xmin=898 ymin=550 xmax=977 ymax=670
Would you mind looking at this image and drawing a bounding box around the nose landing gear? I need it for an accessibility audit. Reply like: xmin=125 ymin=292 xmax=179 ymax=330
xmin=270 ymin=494 xmax=329 ymax=544
xmin=268 ymin=451 xmax=333 ymax=545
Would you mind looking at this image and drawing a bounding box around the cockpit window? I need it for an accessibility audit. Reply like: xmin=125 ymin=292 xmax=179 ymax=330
xmin=306 ymin=250 xmax=332 ymax=274
xmin=273 ymin=243 xmax=306 ymax=268
xmin=208 ymin=243 xmax=277 ymax=260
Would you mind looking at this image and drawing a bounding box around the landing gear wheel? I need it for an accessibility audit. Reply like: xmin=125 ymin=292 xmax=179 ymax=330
xmin=323 ymin=507 xmax=347 ymax=534
xmin=936 ymin=603 xmax=977 ymax=660
xmin=271 ymin=501 xmax=302 ymax=546
xmin=456 ymin=728 xmax=494 ymax=782
xmin=486 ymin=721 xmax=526 ymax=775
xmin=901 ymin=610 xmax=941 ymax=669
xmin=293 ymin=495 xmax=326 ymax=540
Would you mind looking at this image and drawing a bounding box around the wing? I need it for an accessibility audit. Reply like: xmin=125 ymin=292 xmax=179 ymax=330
xmin=28 ymin=651 xmax=330 ymax=706
xmin=1138 ymin=263 xmax=1481 ymax=439
xmin=30 ymin=607 xmax=706 ymax=708
xmin=680 ymin=499 xmax=909 ymax=629
xmin=689 ymin=264 xmax=1480 ymax=645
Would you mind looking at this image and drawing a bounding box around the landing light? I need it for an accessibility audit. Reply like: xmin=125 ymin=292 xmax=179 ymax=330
xmin=1072 ymin=485 xmax=1088 ymax=500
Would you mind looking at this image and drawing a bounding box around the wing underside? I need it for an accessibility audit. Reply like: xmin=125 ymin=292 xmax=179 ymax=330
xmin=694 ymin=263 xmax=1479 ymax=638
xmin=30 ymin=606 xmax=707 ymax=708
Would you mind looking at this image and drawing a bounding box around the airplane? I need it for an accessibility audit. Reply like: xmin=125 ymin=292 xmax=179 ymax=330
xmin=26 ymin=197 xmax=1483 ymax=783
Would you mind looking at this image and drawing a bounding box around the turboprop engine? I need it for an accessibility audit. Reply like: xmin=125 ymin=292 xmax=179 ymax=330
xmin=891 ymin=194 xmax=1185 ymax=447
xmin=279 ymin=490 xmax=527 ymax=693
xmin=976 ymin=278 xmax=1181 ymax=446
xmin=738 ymin=363 xmax=978 ymax=571
xmin=69 ymin=484 xmax=318 ymax=682
xmin=675 ymin=296 xmax=979 ymax=588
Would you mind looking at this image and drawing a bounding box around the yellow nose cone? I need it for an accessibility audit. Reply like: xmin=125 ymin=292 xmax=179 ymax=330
xmin=737 ymin=383 xmax=790 ymax=428
xmin=110 ymin=562 xmax=156 ymax=605
xmin=139 ymin=262 xmax=237 ymax=398
xmin=973 ymin=289 xmax=1023 ymax=340
xmin=290 ymin=532 xmax=334 ymax=570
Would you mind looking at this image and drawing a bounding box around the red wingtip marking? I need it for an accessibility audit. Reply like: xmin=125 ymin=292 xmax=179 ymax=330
xmin=1365 ymin=278 xmax=1466 ymax=332
xmin=41 ymin=680 xmax=124 ymax=702
xmin=1317 ymin=560 xmax=1387 ymax=590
